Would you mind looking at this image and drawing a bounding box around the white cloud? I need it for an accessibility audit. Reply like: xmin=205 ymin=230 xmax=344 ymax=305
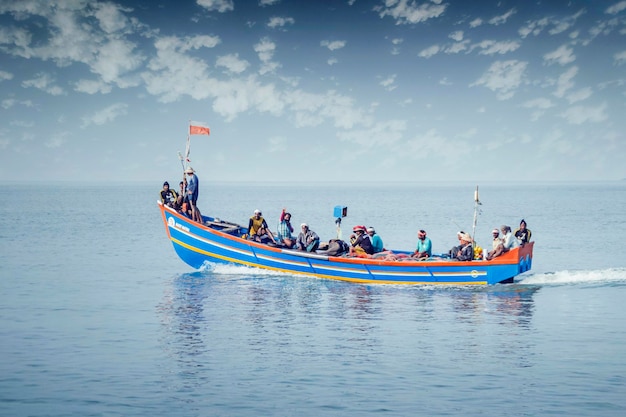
xmin=0 ymin=2 xmax=146 ymax=90
xmin=1 ymin=99 xmax=34 ymax=109
xmin=522 ymin=98 xmax=554 ymax=121
xmin=1 ymin=99 xmax=16 ymax=109
xmin=560 ymin=103 xmax=608 ymax=124
xmin=471 ymin=60 xmax=528 ymax=100
xmin=74 ymin=79 xmax=113 ymax=94
xmin=553 ymin=66 xmax=578 ymax=98
xmin=380 ymin=74 xmax=397 ymax=91
xmin=22 ymin=73 xmax=65 ymax=96
xmin=488 ymin=8 xmax=516 ymax=25
xmin=337 ymin=119 xmax=406 ymax=149
xmin=566 ymin=87 xmax=592 ymax=104
xmin=321 ymin=40 xmax=347 ymax=51
xmin=519 ymin=17 xmax=549 ymax=38
xmin=615 ymin=50 xmax=626 ymax=65
xmin=471 ymin=40 xmax=521 ymax=55
xmin=405 ymin=128 xmax=472 ymax=163
xmin=216 ymin=53 xmax=250 ymax=74
xmin=469 ymin=18 xmax=482 ymax=28
xmin=550 ymin=9 xmax=585 ymax=35
xmin=267 ymin=16 xmax=295 ymax=29
xmin=0 ymin=70 xmax=13 ymax=81
xmin=93 ymin=2 xmax=133 ymax=34
xmin=375 ymin=1 xmax=447 ymax=25
xmin=327 ymin=57 xmax=338 ymax=66
xmin=255 ymin=37 xmax=276 ymax=62
xmin=45 ymin=132 xmax=69 ymax=149
xmin=390 ymin=38 xmax=403 ymax=54
xmin=444 ymin=40 xmax=469 ymax=54
xmin=254 ymin=37 xmax=281 ymax=75
xmin=196 ymin=0 xmax=234 ymax=13
xmin=81 ymin=103 xmax=128 ymax=128
xmin=522 ymin=98 xmax=554 ymax=109
xmin=606 ymin=1 xmax=626 ymax=14
xmin=141 ymin=34 xmax=221 ymax=102
xmin=211 ymin=77 xmax=285 ymax=121
xmin=449 ymin=31 xmax=463 ymax=42
xmin=91 ymin=38 xmax=145 ymax=84
xmin=418 ymin=45 xmax=440 ymax=58
xmin=543 ymin=44 xmax=576 ymax=66
xmin=260 ymin=0 xmax=281 ymax=6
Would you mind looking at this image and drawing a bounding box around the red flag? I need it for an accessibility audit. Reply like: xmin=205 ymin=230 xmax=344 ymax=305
xmin=189 ymin=123 xmax=210 ymax=136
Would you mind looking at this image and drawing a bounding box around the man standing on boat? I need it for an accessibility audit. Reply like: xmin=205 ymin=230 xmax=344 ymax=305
xmin=185 ymin=167 xmax=202 ymax=223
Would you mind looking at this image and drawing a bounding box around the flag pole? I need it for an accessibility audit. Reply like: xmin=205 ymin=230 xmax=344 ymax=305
xmin=471 ymin=185 xmax=481 ymax=246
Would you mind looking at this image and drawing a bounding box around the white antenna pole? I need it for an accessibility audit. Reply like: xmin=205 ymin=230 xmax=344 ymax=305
xmin=472 ymin=185 xmax=482 ymax=245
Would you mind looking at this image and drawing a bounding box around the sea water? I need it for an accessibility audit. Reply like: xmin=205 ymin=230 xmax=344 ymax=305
xmin=1 ymin=182 xmax=625 ymax=417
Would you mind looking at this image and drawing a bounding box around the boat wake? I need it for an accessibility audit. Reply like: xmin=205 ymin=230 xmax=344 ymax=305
xmin=518 ymin=267 xmax=626 ymax=286
xmin=201 ymin=262 xmax=290 ymax=277
xmin=199 ymin=260 xmax=626 ymax=287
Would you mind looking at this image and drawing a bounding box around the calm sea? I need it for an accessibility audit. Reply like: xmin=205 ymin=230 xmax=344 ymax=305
xmin=1 ymin=182 xmax=625 ymax=417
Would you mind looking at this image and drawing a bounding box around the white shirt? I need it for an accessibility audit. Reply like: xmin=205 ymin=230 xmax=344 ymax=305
xmin=502 ymin=232 xmax=519 ymax=250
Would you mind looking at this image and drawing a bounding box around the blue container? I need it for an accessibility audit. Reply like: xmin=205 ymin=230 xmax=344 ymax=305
xmin=333 ymin=206 xmax=348 ymax=218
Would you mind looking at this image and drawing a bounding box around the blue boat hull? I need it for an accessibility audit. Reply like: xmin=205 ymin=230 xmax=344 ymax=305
xmin=159 ymin=203 xmax=533 ymax=285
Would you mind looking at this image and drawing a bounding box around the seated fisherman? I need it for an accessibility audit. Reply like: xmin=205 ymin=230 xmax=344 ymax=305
xmin=486 ymin=225 xmax=519 ymax=260
xmin=514 ymin=219 xmax=532 ymax=246
xmin=367 ymin=227 xmax=384 ymax=253
xmin=450 ymin=232 xmax=474 ymax=261
xmin=247 ymin=209 xmax=277 ymax=244
xmin=349 ymin=225 xmax=375 ymax=256
xmin=295 ymin=223 xmax=320 ymax=252
xmin=412 ymin=229 xmax=432 ymax=259
xmin=160 ymin=181 xmax=178 ymax=208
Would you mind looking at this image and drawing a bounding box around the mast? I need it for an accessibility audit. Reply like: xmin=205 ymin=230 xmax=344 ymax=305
xmin=471 ymin=185 xmax=481 ymax=246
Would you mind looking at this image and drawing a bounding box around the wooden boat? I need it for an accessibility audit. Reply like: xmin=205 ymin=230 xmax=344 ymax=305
xmin=158 ymin=202 xmax=534 ymax=285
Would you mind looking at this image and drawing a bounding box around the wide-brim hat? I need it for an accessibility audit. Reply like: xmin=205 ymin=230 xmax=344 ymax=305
xmin=185 ymin=167 xmax=195 ymax=174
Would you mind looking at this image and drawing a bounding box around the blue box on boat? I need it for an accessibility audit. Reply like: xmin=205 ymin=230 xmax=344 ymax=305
xmin=334 ymin=206 xmax=347 ymax=218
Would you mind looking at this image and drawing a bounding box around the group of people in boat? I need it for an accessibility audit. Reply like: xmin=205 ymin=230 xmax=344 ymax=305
xmin=246 ymin=208 xmax=323 ymax=252
xmin=240 ymin=207 xmax=531 ymax=261
xmin=161 ymin=176 xmax=531 ymax=261
xmin=159 ymin=167 xmax=202 ymax=223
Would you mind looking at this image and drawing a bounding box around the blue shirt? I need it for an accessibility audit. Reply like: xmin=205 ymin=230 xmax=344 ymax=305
xmin=187 ymin=173 xmax=199 ymax=201
xmin=277 ymin=220 xmax=293 ymax=241
xmin=371 ymin=234 xmax=384 ymax=253
xmin=416 ymin=237 xmax=432 ymax=256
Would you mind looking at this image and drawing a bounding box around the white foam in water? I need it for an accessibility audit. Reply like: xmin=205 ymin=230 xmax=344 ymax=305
xmin=200 ymin=261 xmax=289 ymax=276
xmin=202 ymin=261 xmax=626 ymax=286
xmin=518 ymin=268 xmax=626 ymax=286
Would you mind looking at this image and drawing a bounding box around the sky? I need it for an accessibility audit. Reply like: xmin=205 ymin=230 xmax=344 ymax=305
xmin=0 ymin=0 xmax=625 ymax=183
